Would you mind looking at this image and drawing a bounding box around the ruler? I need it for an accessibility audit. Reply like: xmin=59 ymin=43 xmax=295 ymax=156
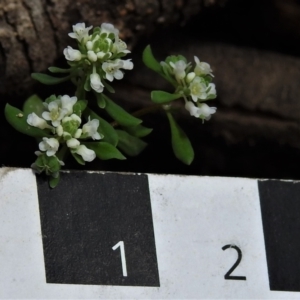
xmin=0 ymin=167 xmax=300 ymax=299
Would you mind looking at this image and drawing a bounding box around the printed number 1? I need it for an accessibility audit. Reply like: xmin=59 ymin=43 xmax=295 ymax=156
xmin=112 ymin=241 xmax=128 ymax=277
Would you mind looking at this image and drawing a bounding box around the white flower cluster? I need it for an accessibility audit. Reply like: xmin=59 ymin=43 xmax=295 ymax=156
xmin=63 ymin=23 xmax=133 ymax=93
xmin=27 ymin=95 xmax=101 ymax=163
xmin=166 ymin=56 xmax=217 ymax=122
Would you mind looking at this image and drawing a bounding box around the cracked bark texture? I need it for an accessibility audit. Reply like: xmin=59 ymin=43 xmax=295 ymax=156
xmin=0 ymin=0 xmax=226 ymax=96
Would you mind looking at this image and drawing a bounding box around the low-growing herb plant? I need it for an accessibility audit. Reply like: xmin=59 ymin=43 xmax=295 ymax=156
xmin=5 ymin=22 xmax=217 ymax=187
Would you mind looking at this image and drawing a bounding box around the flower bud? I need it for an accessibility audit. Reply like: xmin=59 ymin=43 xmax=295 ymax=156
xmin=87 ymin=50 xmax=97 ymax=62
xmin=75 ymin=145 xmax=96 ymax=162
xmin=186 ymin=72 xmax=196 ymax=83
xmin=90 ymin=73 xmax=104 ymax=93
xmin=27 ymin=113 xmax=52 ymax=130
xmin=63 ymin=46 xmax=82 ymax=61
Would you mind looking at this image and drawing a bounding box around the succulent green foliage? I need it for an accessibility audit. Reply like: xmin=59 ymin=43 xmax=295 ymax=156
xmin=142 ymin=45 xmax=162 ymax=74
xmin=32 ymin=153 xmax=62 ymax=188
xmin=102 ymin=80 xmax=115 ymax=93
xmin=5 ymin=104 xmax=50 ymax=138
xmin=104 ymin=95 xmax=142 ymax=127
xmin=31 ymin=73 xmax=71 ymax=85
xmin=151 ymin=91 xmax=182 ymax=103
xmin=71 ymin=152 xmax=86 ymax=165
xmin=123 ymin=124 xmax=152 ymax=138
xmin=23 ymin=94 xmax=45 ymax=117
xmin=73 ymin=100 xmax=88 ymax=116
xmin=84 ymin=108 xmax=118 ymax=146
xmin=116 ymin=130 xmax=147 ymax=157
xmin=96 ymin=93 xmax=106 ymax=108
xmin=49 ymin=176 xmax=60 ymax=188
xmin=83 ymin=142 xmax=126 ymax=160
xmin=48 ymin=66 xmax=71 ymax=73
xmin=166 ymin=112 xmax=194 ymax=165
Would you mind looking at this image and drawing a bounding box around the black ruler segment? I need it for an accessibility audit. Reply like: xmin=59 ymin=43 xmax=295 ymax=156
xmin=258 ymin=180 xmax=300 ymax=292
xmin=36 ymin=172 xmax=160 ymax=287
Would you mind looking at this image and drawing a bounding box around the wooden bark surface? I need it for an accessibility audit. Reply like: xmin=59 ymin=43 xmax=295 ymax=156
xmin=0 ymin=0 xmax=226 ymax=96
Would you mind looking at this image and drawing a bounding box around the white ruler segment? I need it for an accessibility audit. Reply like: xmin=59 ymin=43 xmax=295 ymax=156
xmin=0 ymin=168 xmax=299 ymax=299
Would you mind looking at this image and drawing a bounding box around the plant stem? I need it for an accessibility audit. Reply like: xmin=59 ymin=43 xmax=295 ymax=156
xmin=56 ymin=144 xmax=69 ymax=162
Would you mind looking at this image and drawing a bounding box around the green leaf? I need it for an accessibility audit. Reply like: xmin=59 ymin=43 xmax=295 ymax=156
xmin=151 ymin=91 xmax=182 ymax=103
xmin=31 ymin=73 xmax=71 ymax=85
xmin=83 ymin=142 xmax=126 ymax=160
xmin=160 ymin=63 xmax=177 ymax=86
xmin=84 ymin=108 xmax=118 ymax=147
xmin=73 ymin=100 xmax=87 ymax=116
xmin=49 ymin=175 xmax=60 ymax=188
xmin=23 ymin=94 xmax=45 ymax=117
xmin=102 ymin=80 xmax=115 ymax=93
xmin=84 ymin=74 xmax=91 ymax=91
xmin=123 ymin=124 xmax=153 ymax=138
xmin=71 ymin=152 xmax=85 ymax=165
xmin=166 ymin=112 xmax=194 ymax=165
xmin=116 ymin=130 xmax=147 ymax=157
xmin=142 ymin=45 xmax=162 ymax=73
xmin=5 ymin=104 xmax=50 ymax=138
xmin=104 ymin=96 xmax=142 ymax=127
xmin=48 ymin=66 xmax=71 ymax=73
xmin=96 ymin=93 xmax=106 ymax=108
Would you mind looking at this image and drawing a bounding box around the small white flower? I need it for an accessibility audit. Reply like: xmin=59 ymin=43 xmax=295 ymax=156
xmin=102 ymin=60 xmax=124 ymax=82
xmin=27 ymin=113 xmax=52 ymax=130
xmin=189 ymin=77 xmax=208 ymax=102
xmin=185 ymin=101 xmax=201 ymax=118
xmin=68 ymin=23 xmax=93 ymax=42
xmin=63 ymin=46 xmax=82 ymax=61
xmin=186 ymin=72 xmax=196 ymax=83
xmin=62 ymin=114 xmax=81 ymax=125
xmin=74 ymin=129 xmax=82 ymax=139
xmin=194 ymin=56 xmax=213 ymax=77
xmin=207 ymin=83 xmax=217 ymax=98
xmin=39 ymin=137 xmax=59 ymax=156
xmin=86 ymin=41 xmax=94 ymax=50
xmin=56 ymin=125 xmax=63 ymax=136
xmin=100 ymin=23 xmax=119 ymax=38
xmin=121 ymin=59 xmax=134 ymax=70
xmin=97 ymin=51 xmax=106 ymax=59
xmin=90 ymin=73 xmax=104 ymax=93
xmin=112 ymin=38 xmax=130 ymax=54
xmin=60 ymin=95 xmax=77 ymax=115
xmin=87 ymin=50 xmax=98 ymax=62
xmin=67 ymin=138 xmax=80 ymax=149
xmin=82 ymin=117 xmax=101 ymax=140
xmin=198 ymin=103 xmax=217 ymax=121
xmin=42 ymin=100 xmax=67 ymax=127
xmin=75 ymin=145 xmax=96 ymax=162
xmin=170 ymin=60 xmax=187 ymax=81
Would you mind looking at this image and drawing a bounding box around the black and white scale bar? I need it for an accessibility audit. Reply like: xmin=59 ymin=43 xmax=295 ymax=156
xmin=1 ymin=168 xmax=300 ymax=299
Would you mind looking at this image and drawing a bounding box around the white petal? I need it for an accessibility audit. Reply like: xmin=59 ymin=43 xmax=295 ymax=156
xmin=114 ymin=70 xmax=123 ymax=80
xmin=67 ymin=138 xmax=80 ymax=149
xmin=90 ymin=73 xmax=104 ymax=93
xmin=27 ymin=113 xmax=49 ymax=129
xmin=87 ymin=50 xmax=97 ymax=62
xmin=42 ymin=111 xmax=51 ymax=121
xmin=76 ymin=145 xmax=96 ymax=162
xmin=121 ymin=59 xmax=134 ymax=70
xmin=61 ymin=95 xmax=77 ymax=115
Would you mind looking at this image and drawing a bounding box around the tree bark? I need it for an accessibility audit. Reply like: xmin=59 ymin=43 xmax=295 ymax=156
xmin=0 ymin=0 xmax=226 ymax=96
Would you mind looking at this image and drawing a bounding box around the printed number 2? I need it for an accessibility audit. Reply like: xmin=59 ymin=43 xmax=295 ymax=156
xmin=112 ymin=241 xmax=128 ymax=277
xmin=222 ymin=244 xmax=246 ymax=280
